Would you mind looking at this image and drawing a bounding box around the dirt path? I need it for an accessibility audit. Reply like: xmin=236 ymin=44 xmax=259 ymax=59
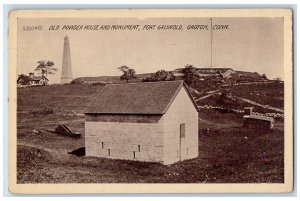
xmin=236 ymin=97 xmax=284 ymax=113
xmin=189 ymin=87 xmax=202 ymax=95
xmin=194 ymin=93 xmax=216 ymax=101
xmin=194 ymin=90 xmax=221 ymax=101
xmin=189 ymin=86 xmax=284 ymax=113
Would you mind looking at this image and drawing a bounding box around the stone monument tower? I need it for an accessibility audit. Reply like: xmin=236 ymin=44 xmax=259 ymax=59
xmin=61 ymin=35 xmax=73 ymax=83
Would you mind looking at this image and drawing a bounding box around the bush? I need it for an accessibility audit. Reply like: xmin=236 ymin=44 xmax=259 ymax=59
xmin=71 ymin=79 xmax=83 ymax=84
xmin=143 ymin=70 xmax=175 ymax=82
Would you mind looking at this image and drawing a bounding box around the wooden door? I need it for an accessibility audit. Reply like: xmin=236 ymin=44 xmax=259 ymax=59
xmin=179 ymin=123 xmax=185 ymax=161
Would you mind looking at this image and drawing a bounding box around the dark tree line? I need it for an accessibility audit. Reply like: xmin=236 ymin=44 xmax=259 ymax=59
xmin=117 ymin=64 xmax=199 ymax=85
xmin=143 ymin=70 xmax=175 ymax=82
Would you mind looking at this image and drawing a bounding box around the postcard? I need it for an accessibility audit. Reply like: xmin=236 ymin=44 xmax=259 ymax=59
xmin=8 ymin=9 xmax=293 ymax=194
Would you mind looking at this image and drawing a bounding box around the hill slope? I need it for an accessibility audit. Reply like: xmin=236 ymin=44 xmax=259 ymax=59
xmin=17 ymin=84 xmax=105 ymax=114
xmin=17 ymin=83 xmax=284 ymax=183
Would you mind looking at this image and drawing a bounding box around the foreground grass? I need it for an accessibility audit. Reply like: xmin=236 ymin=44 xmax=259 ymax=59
xmin=17 ymin=113 xmax=284 ymax=183
xmin=16 ymin=84 xmax=284 ymax=183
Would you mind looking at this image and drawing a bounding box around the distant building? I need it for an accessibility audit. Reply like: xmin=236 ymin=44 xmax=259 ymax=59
xmin=174 ymin=67 xmax=236 ymax=78
xmin=220 ymin=69 xmax=236 ymax=78
xmin=236 ymin=71 xmax=262 ymax=82
xmin=243 ymin=107 xmax=274 ymax=129
xmin=172 ymin=69 xmax=185 ymax=77
xmin=17 ymin=73 xmax=48 ymax=86
xmin=196 ymin=67 xmax=234 ymax=74
xmin=84 ymin=80 xmax=199 ymax=165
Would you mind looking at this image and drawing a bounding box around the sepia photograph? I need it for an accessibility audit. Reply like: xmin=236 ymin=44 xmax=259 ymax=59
xmin=8 ymin=9 xmax=293 ymax=193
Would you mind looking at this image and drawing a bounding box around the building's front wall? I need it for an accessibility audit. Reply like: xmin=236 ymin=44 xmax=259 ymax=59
xmin=29 ymin=80 xmax=42 ymax=86
xmin=163 ymin=87 xmax=199 ymax=165
xmin=85 ymin=114 xmax=165 ymax=163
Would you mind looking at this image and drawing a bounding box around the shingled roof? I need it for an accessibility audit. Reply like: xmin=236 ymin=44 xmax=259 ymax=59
xmin=85 ymin=80 xmax=199 ymax=114
xmin=31 ymin=76 xmax=48 ymax=81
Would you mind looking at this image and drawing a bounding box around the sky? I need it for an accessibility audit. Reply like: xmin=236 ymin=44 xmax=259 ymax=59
xmin=17 ymin=17 xmax=284 ymax=83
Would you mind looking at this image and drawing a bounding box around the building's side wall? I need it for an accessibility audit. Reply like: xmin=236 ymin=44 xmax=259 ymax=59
xmin=85 ymin=114 xmax=164 ymax=163
xmin=163 ymin=87 xmax=199 ymax=165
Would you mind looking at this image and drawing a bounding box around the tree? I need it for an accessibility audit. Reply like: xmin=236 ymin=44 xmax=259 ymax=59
xmin=182 ymin=64 xmax=199 ymax=87
xmin=35 ymin=60 xmax=57 ymax=77
xmin=218 ymin=92 xmax=235 ymax=109
xmin=117 ymin=65 xmax=136 ymax=83
xmin=143 ymin=70 xmax=175 ymax=82
xmin=274 ymin=77 xmax=282 ymax=81
xmin=261 ymin=73 xmax=268 ymax=80
xmin=17 ymin=74 xmax=31 ymax=85
xmin=273 ymin=77 xmax=282 ymax=83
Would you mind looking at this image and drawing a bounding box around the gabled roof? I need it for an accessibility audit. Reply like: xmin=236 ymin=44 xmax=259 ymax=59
xmin=31 ymin=75 xmax=49 ymax=81
xmin=18 ymin=74 xmax=49 ymax=81
xmin=85 ymin=80 xmax=199 ymax=115
xmin=17 ymin=74 xmax=29 ymax=82
xmin=30 ymin=76 xmax=43 ymax=81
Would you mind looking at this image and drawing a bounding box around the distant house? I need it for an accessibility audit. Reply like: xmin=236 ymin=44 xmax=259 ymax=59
xmin=219 ymin=69 xmax=236 ymax=78
xmin=243 ymin=107 xmax=274 ymax=129
xmin=174 ymin=67 xmax=236 ymax=78
xmin=196 ymin=67 xmax=234 ymax=74
xmin=172 ymin=69 xmax=185 ymax=77
xmin=84 ymin=80 xmax=199 ymax=165
xmin=236 ymin=71 xmax=262 ymax=82
xmin=17 ymin=73 xmax=48 ymax=86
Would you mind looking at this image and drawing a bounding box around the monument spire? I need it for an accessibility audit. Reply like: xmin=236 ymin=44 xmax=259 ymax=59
xmin=61 ymin=35 xmax=73 ymax=83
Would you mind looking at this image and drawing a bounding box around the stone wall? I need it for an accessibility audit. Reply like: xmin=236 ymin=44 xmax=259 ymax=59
xmin=85 ymin=114 xmax=164 ymax=163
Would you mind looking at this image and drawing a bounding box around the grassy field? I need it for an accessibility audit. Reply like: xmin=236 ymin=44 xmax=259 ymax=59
xmin=194 ymin=82 xmax=284 ymax=113
xmin=17 ymin=84 xmax=104 ymax=113
xmin=228 ymin=83 xmax=284 ymax=109
xmin=17 ymin=84 xmax=284 ymax=183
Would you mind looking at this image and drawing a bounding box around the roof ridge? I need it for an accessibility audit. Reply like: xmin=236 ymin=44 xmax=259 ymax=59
xmin=161 ymin=81 xmax=184 ymax=114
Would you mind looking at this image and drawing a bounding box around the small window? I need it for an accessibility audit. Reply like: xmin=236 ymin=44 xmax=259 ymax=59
xmin=101 ymin=142 xmax=104 ymax=149
xmin=138 ymin=145 xmax=141 ymax=152
xmin=133 ymin=151 xmax=136 ymax=159
xmin=180 ymin=123 xmax=185 ymax=138
xmin=108 ymin=149 xmax=111 ymax=156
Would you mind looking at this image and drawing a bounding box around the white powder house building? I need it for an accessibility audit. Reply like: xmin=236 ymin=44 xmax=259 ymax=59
xmin=84 ymin=80 xmax=199 ymax=165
